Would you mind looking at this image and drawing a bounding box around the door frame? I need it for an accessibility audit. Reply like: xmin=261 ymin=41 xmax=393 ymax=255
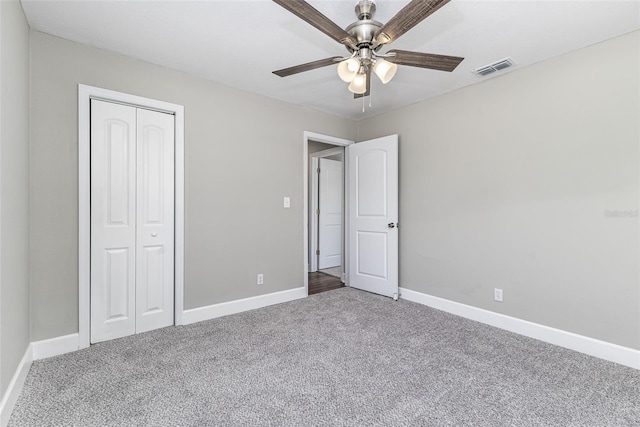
xmin=309 ymin=147 xmax=344 ymax=273
xmin=303 ymin=131 xmax=353 ymax=295
xmin=78 ymin=84 xmax=185 ymax=349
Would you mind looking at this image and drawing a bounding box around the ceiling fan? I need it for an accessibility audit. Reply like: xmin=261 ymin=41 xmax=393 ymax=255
xmin=272 ymin=0 xmax=464 ymax=98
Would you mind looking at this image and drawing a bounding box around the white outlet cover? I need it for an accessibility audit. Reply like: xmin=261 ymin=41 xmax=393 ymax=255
xmin=283 ymin=197 xmax=290 ymax=208
xmin=494 ymin=288 xmax=503 ymax=302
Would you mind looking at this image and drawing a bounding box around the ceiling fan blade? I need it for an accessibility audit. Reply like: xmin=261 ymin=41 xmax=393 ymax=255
xmin=354 ymin=67 xmax=372 ymax=99
xmin=273 ymin=0 xmax=356 ymax=47
xmin=375 ymin=0 xmax=451 ymax=45
xmin=273 ymin=57 xmax=341 ymax=77
xmin=388 ymin=50 xmax=464 ymax=72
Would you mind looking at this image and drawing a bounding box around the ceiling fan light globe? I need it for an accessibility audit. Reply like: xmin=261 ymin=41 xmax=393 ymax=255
xmin=373 ymin=59 xmax=398 ymax=84
xmin=348 ymin=73 xmax=367 ymax=94
xmin=337 ymin=58 xmax=360 ymax=82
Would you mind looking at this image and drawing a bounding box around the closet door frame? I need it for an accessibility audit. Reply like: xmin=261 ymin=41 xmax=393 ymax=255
xmin=78 ymin=84 xmax=185 ymax=349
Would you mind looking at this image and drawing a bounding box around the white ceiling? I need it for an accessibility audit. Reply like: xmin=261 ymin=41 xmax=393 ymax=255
xmin=21 ymin=0 xmax=640 ymax=120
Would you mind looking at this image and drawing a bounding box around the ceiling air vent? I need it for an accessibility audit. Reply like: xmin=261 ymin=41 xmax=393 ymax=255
xmin=472 ymin=57 xmax=516 ymax=77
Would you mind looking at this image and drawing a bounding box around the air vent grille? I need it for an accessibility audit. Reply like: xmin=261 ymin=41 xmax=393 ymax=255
xmin=472 ymin=57 xmax=516 ymax=77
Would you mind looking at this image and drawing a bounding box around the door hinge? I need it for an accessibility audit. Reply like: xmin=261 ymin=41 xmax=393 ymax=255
xmin=317 ymin=168 xmax=320 ymax=174
xmin=316 ymin=249 xmax=320 ymax=255
xmin=316 ymin=208 xmax=320 ymax=215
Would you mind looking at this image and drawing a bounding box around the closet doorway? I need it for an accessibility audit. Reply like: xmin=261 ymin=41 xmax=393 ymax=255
xmin=78 ymin=85 xmax=185 ymax=349
xmin=90 ymin=100 xmax=175 ymax=343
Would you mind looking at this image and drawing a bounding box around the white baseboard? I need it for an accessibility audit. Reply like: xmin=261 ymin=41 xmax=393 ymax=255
xmin=399 ymin=287 xmax=640 ymax=370
xmin=31 ymin=333 xmax=80 ymax=360
xmin=183 ymin=287 xmax=307 ymax=325
xmin=0 ymin=345 xmax=32 ymax=427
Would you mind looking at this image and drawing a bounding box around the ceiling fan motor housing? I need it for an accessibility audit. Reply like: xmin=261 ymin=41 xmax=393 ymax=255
xmin=346 ymin=20 xmax=382 ymax=49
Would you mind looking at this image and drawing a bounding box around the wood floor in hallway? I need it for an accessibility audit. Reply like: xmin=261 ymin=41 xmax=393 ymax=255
xmin=308 ymin=271 xmax=344 ymax=295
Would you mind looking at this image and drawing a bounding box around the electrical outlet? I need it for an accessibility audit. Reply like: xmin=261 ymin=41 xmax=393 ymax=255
xmin=283 ymin=197 xmax=290 ymax=208
xmin=494 ymin=288 xmax=503 ymax=302
xmin=257 ymin=274 xmax=264 ymax=285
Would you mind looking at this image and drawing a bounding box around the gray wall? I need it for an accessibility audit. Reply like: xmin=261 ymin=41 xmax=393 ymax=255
xmin=0 ymin=0 xmax=31 ymax=396
xmin=358 ymin=31 xmax=640 ymax=349
xmin=29 ymin=31 xmax=355 ymax=341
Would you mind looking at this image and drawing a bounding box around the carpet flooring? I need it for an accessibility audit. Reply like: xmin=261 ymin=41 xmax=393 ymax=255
xmin=9 ymin=288 xmax=640 ymax=426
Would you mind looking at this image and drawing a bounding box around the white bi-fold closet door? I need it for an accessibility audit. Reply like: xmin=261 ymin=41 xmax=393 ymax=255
xmin=90 ymin=99 xmax=175 ymax=343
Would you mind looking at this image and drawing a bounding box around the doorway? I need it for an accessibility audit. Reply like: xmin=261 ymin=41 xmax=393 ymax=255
xmin=309 ymin=145 xmax=344 ymax=294
xmin=302 ymin=132 xmax=399 ymax=299
xmin=78 ymin=85 xmax=185 ymax=349
xmin=303 ymin=132 xmax=353 ymax=295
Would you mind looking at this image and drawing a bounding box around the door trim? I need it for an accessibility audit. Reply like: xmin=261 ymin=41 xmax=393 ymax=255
xmin=309 ymin=147 xmax=344 ymax=273
xmin=78 ymin=84 xmax=185 ymax=349
xmin=303 ymin=132 xmax=353 ymax=295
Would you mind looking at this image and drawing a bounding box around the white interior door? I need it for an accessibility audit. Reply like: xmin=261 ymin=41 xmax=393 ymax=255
xmin=347 ymin=135 xmax=398 ymax=298
xmin=135 ymin=108 xmax=175 ymax=333
xmin=91 ymin=100 xmax=137 ymax=342
xmin=91 ymin=100 xmax=174 ymax=343
xmin=318 ymin=158 xmax=343 ymax=269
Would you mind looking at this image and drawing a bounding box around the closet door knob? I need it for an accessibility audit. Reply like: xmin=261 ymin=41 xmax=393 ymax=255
xmin=151 ymin=232 xmax=158 ymax=237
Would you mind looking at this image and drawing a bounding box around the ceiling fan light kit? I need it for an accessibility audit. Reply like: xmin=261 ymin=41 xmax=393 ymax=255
xmin=337 ymin=57 xmax=360 ymax=82
xmin=273 ymin=0 xmax=465 ymax=101
xmin=348 ymin=72 xmax=368 ymax=94
xmin=372 ymin=58 xmax=398 ymax=84
xmin=338 ymin=52 xmax=398 ymax=92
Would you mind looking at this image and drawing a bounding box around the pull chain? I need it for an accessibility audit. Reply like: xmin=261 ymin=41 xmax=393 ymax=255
xmin=361 ymin=90 xmax=372 ymax=113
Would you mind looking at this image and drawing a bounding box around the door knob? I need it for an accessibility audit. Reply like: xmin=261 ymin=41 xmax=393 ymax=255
xmin=151 ymin=232 xmax=158 ymax=237
xmin=388 ymin=223 xmax=396 ymax=229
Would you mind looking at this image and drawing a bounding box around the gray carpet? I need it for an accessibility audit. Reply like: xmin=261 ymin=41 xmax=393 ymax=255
xmin=9 ymin=288 xmax=640 ymax=426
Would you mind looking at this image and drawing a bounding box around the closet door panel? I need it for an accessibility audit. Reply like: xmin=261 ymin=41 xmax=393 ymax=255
xmin=90 ymin=100 xmax=137 ymax=343
xmin=135 ymin=108 xmax=175 ymax=333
